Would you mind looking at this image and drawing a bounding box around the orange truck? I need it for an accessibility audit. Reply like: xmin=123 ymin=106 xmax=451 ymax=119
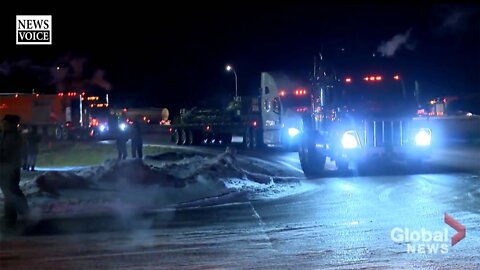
xmin=0 ymin=92 xmax=112 ymax=140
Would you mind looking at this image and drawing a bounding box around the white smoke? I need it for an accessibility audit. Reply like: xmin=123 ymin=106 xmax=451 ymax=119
xmin=0 ymin=59 xmax=35 ymax=76
xmin=435 ymin=6 xmax=478 ymax=35
xmin=50 ymin=56 xmax=112 ymax=91
xmin=377 ymin=29 xmax=415 ymax=57
xmin=91 ymin=69 xmax=112 ymax=91
xmin=0 ymin=56 xmax=112 ymax=91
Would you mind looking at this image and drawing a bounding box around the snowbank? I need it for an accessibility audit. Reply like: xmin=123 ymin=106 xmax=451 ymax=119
xmin=2 ymin=148 xmax=310 ymax=218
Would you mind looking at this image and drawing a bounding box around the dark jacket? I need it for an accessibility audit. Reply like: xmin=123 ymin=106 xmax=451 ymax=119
xmin=0 ymin=130 xmax=23 ymax=168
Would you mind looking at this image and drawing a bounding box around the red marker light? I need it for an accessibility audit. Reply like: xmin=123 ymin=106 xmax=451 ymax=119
xmin=376 ymin=76 xmax=382 ymax=81
xmin=252 ymin=121 xmax=257 ymax=127
xmin=369 ymin=76 xmax=375 ymax=81
xmin=364 ymin=77 xmax=369 ymax=81
xmin=295 ymin=90 xmax=299 ymax=95
xmin=303 ymin=90 xmax=307 ymax=94
xmin=279 ymin=90 xmax=286 ymax=97
xmin=345 ymin=77 xmax=352 ymax=83
xmin=393 ymin=75 xmax=400 ymax=80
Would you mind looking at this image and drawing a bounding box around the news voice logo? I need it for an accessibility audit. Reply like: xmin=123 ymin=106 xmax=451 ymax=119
xmin=390 ymin=213 xmax=466 ymax=255
xmin=16 ymin=15 xmax=52 ymax=45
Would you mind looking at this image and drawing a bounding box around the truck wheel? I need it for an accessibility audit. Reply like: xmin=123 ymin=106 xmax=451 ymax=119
xmin=186 ymin=130 xmax=194 ymax=145
xmin=191 ymin=131 xmax=202 ymax=145
xmin=179 ymin=129 xmax=187 ymax=145
xmin=250 ymin=129 xmax=259 ymax=149
xmin=243 ymin=128 xmax=252 ymax=149
xmin=171 ymin=129 xmax=180 ymax=145
xmin=407 ymin=158 xmax=424 ymax=172
xmin=222 ymin=134 xmax=232 ymax=145
xmin=55 ymin=126 xmax=64 ymax=141
xmin=336 ymin=159 xmax=349 ymax=175
xmin=299 ymin=135 xmax=326 ymax=178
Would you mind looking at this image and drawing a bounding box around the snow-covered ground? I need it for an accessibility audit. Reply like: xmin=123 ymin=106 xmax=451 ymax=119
xmin=0 ymin=148 xmax=312 ymax=219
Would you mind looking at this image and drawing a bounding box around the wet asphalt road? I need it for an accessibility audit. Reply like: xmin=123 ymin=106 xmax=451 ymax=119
xmin=1 ymin=142 xmax=479 ymax=269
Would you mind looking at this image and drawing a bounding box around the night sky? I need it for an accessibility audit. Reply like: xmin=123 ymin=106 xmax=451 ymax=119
xmin=1 ymin=3 xmax=479 ymax=113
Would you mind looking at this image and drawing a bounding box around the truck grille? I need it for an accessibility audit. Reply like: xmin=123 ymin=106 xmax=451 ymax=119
xmin=359 ymin=120 xmax=409 ymax=148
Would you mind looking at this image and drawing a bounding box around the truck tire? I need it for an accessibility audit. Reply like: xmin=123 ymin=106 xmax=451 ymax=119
xmin=186 ymin=130 xmax=194 ymax=145
xmin=179 ymin=129 xmax=187 ymax=145
xmin=171 ymin=129 xmax=180 ymax=145
xmin=336 ymin=159 xmax=349 ymax=175
xmin=191 ymin=131 xmax=202 ymax=145
xmin=243 ymin=128 xmax=252 ymax=149
xmin=222 ymin=134 xmax=232 ymax=145
xmin=299 ymin=134 xmax=326 ymax=178
xmin=250 ymin=129 xmax=260 ymax=149
xmin=55 ymin=126 xmax=64 ymax=141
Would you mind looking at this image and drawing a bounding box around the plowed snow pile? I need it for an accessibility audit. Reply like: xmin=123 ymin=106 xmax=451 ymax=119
xmin=2 ymin=148 xmax=312 ymax=218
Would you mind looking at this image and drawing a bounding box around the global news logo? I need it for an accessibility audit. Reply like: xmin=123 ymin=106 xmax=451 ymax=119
xmin=390 ymin=213 xmax=466 ymax=255
xmin=16 ymin=15 xmax=52 ymax=45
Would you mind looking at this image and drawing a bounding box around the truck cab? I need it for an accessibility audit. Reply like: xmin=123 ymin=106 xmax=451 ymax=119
xmin=260 ymin=72 xmax=310 ymax=149
xmin=299 ymin=57 xmax=432 ymax=177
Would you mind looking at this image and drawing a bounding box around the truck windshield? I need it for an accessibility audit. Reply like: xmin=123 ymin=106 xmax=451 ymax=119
xmin=281 ymin=95 xmax=311 ymax=111
xmin=337 ymin=77 xmax=415 ymax=116
xmin=91 ymin=108 xmax=110 ymax=119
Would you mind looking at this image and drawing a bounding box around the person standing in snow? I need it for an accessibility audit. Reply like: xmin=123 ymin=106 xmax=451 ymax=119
xmin=26 ymin=125 xmax=41 ymax=171
xmin=130 ymin=117 xmax=143 ymax=159
xmin=116 ymin=121 xmax=128 ymax=160
xmin=0 ymin=115 xmax=29 ymax=223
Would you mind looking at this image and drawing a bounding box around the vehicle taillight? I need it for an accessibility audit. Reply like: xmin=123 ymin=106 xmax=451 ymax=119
xmin=279 ymin=90 xmax=286 ymax=97
xmin=295 ymin=89 xmax=307 ymax=95
xmin=296 ymin=107 xmax=308 ymax=112
xmin=252 ymin=121 xmax=257 ymax=127
xmin=364 ymin=75 xmax=383 ymax=82
xmin=345 ymin=77 xmax=352 ymax=83
xmin=393 ymin=75 xmax=400 ymax=80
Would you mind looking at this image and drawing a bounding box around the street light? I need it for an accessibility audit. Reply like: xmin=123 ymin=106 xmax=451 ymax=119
xmin=225 ymin=64 xmax=238 ymax=99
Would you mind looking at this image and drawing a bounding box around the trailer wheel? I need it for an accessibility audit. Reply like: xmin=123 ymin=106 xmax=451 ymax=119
xmin=299 ymin=133 xmax=326 ymax=178
xmin=186 ymin=130 xmax=194 ymax=145
xmin=171 ymin=129 xmax=180 ymax=145
xmin=55 ymin=127 xmax=63 ymax=141
xmin=243 ymin=128 xmax=252 ymax=149
xmin=191 ymin=131 xmax=202 ymax=145
xmin=179 ymin=129 xmax=187 ymax=145
xmin=222 ymin=134 xmax=232 ymax=145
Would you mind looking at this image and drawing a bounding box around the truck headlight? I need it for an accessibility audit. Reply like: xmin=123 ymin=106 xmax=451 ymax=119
xmin=99 ymin=124 xmax=107 ymax=132
xmin=415 ymin=128 xmax=431 ymax=146
xmin=288 ymin=128 xmax=300 ymax=137
xmin=119 ymin=123 xmax=127 ymax=131
xmin=341 ymin=131 xmax=359 ymax=149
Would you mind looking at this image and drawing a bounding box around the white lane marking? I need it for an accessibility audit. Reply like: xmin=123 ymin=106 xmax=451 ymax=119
xmin=277 ymin=161 xmax=304 ymax=174
xmin=249 ymin=202 xmax=275 ymax=250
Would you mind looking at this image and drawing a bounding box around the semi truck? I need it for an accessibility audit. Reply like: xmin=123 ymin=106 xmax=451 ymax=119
xmin=170 ymin=72 xmax=309 ymax=149
xmin=0 ymin=91 xmax=117 ymax=140
xmin=297 ymin=53 xmax=432 ymax=177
